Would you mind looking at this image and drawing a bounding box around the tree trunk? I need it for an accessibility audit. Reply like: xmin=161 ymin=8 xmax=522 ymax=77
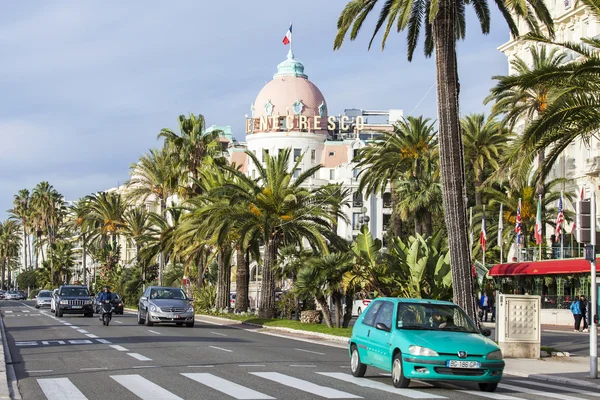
xmin=333 ymin=292 xmax=342 ymax=328
xmin=1 ymin=259 xmax=5 ymax=290
xmin=159 ymin=198 xmax=166 ymax=286
xmin=7 ymin=264 xmax=11 ymax=290
xmin=235 ymin=246 xmax=249 ymax=312
xmin=82 ymin=235 xmax=87 ymax=288
xmin=23 ymin=228 xmax=28 ymax=271
xmin=537 ymin=150 xmax=546 ymax=238
xmin=391 ymin=184 xmax=402 ymax=237
xmin=315 ymin=295 xmax=333 ymax=328
xmin=433 ymin=1 xmax=477 ymax=321
xmin=422 ymin=211 xmax=433 ymax=238
xmin=215 ymin=250 xmax=229 ymax=310
xmin=342 ymin=292 xmax=353 ymax=328
xmin=258 ymin=239 xmax=277 ymax=319
xmin=474 ymin=174 xmax=483 ymax=207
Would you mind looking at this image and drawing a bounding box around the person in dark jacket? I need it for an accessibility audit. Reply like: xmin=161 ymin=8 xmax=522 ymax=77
xmin=580 ymin=295 xmax=589 ymax=332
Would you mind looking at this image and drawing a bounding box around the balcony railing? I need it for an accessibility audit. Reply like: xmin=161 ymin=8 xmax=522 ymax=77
xmin=514 ymin=246 xmax=584 ymax=262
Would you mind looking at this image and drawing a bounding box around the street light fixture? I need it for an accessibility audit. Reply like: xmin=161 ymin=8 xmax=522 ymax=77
xmin=359 ymin=206 xmax=370 ymax=227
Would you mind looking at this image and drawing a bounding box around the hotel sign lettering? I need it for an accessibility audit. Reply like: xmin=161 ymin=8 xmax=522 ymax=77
xmin=245 ymin=115 xmax=366 ymax=134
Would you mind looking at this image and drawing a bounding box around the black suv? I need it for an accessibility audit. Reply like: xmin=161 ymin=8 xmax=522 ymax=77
xmin=55 ymin=285 xmax=94 ymax=317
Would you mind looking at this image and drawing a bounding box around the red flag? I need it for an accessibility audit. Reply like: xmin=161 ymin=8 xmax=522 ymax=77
xmin=282 ymin=24 xmax=292 ymax=45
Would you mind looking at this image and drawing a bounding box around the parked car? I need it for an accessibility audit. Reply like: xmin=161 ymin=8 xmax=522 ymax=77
xmin=50 ymin=289 xmax=59 ymax=313
xmin=0 ymin=290 xmax=6 ymax=299
xmin=352 ymin=292 xmax=374 ymax=316
xmin=35 ymin=290 xmax=54 ymax=308
xmin=5 ymin=291 xmax=20 ymax=300
xmin=54 ymin=285 xmax=94 ymax=317
xmin=17 ymin=290 xmax=27 ymax=300
xmin=137 ymin=286 xmax=194 ymax=327
xmin=348 ymin=298 xmax=504 ymax=392
xmin=94 ymin=292 xmax=124 ymax=314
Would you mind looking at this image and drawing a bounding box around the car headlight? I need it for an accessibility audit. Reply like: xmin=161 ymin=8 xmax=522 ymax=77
xmin=187 ymin=306 xmax=194 ymax=313
xmin=408 ymin=345 xmax=439 ymax=357
xmin=149 ymin=305 xmax=157 ymax=312
xmin=486 ymin=350 xmax=503 ymax=360
xmin=59 ymin=300 xmax=68 ymax=305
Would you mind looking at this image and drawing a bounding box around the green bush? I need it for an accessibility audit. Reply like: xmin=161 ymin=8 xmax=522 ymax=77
xmin=193 ymin=285 xmax=216 ymax=311
xmin=17 ymin=270 xmax=38 ymax=290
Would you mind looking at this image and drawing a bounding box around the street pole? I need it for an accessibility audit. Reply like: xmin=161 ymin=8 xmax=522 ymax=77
xmin=591 ymin=190 xmax=598 ymax=379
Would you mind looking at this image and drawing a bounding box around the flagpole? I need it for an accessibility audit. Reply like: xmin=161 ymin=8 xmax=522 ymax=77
xmin=290 ymin=21 xmax=293 ymax=53
xmin=517 ymin=198 xmax=522 ymax=262
xmin=538 ymin=195 xmax=543 ymax=261
xmin=560 ymin=191 xmax=564 ymax=259
xmin=482 ymin=205 xmax=486 ymax=270
xmin=499 ymin=203 xmax=504 ymax=264
xmin=469 ymin=207 xmax=473 ymax=258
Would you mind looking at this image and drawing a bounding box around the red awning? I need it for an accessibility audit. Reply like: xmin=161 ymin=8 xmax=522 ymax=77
xmin=488 ymin=258 xmax=594 ymax=276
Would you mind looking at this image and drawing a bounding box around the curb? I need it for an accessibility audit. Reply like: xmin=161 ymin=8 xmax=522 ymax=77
xmin=504 ymin=369 xmax=600 ymax=390
xmin=0 ymin=315 xmax=18 ymax=399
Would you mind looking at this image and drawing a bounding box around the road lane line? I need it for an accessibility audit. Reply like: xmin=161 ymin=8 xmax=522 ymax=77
xmin=318 ymin=372 xmax=445 ymax=399
xmin=187 ymin=365 xmax=215 ymax=368
xmin=15 ymin=341 xmax=37 ymax=346
xmin=4 ymin=311 xmax=12 ymax=313
xmin=458 ymin=390 xmax=526 ymax=399
xmin=183 ymin=373 xmax=274 ymax=399
xmin=96 ymin=339 xmax=112 ymax=344
xmin=127 ymin=353 xmax=152 ymax=361
xmin=63 ymin=323 xmax=72 ymax=326
xmin=22 ymin=310 xmax=30 ymax=313
xmin=251 ymin=372 xmax=361 ymax=399
xmin=512 ymin=380 xmax=600 ymax=397
xmin=210 ymin=331 xmax=227 ymax=336
xmin=239 ymin=364 xmax=265 ymax=367
xmin=294 ymin=348 xmax=326 ymax=355
xmin=289 ymin=365 xmax=316 ymax=368
xmin=208 ymin=345 xmax=232 ymax=352
xmin=109 ymin=345 xmax=128 ymax=351
xmin=70 ymin=326 xmax=80 ymax=329
xmin=85 ymin=334 xmax=98 ymax=339
xmin=37 ymin=377 xmax=88 ymax=400
xmin=80 ymin=367 xmax=107 ymax=371
xmin=500 ymin=383 xmax=582 ymax=400
xmin=111 ymin=375 xmax=183 ymax=399
xmin=115 ymin=321 xmax=123 ymax=324
xmin=133 ymin=366 xmax=158 ymax=369
xmin=148 ymin=330 xmax=161 ymax=335
xmin=27 ymin=370 xmax=53 ymax=373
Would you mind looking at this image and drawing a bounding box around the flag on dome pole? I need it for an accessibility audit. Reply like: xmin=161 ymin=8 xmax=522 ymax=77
xmin=283 ymin=23 xmax=292 ymax=46
xmin=480 ymin=206 xmax=487 ymax=252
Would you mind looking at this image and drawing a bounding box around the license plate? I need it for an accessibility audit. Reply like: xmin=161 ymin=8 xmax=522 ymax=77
xmin=168 ymin=314 xmax=179 ymax=319
xmin=72 ymin=305 xmax=82 ymax=309
xmin=446 ymin=360 xmax=480 ymax=369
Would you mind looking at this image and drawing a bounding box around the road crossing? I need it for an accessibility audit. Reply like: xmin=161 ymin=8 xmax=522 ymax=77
xmin=32 ymin=371 xmax=600 ymax=400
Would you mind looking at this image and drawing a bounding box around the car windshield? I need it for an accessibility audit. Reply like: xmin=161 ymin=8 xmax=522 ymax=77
xmin=149 ymin=288 xmax=186 ymax=300
xmin=60 ymin=287 xmax=90 ymax=297
xmin=38 ymin=291 xmax=52 ymax=297
xmin=397 ymin=302 xmax=478 ymax=333
xmin=7 ymin=291 xmax=17 ymax=294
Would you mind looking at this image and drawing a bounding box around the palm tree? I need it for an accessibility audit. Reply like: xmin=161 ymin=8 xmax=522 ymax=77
xmin=126 ymin=147 xmax=179 ymax=285
xmin=485 ymin=46 xmax=566 ymax=200
xmin=461 ymin=114 xmax=510 ymax=206
xmin=8 ymin=189 xmax=31 ymax=271
xmin=159 ymin=113 xmax=226 ymax=197
xmin=0 ymin=220 xmax=21 ymax=290
xmin=333 ymin=0 xmax=553 ymax=319
xmin=122 ymin=206 xmax=153 ymax=285
xmin=196 ymin=149 xmax=346 ymax=318
xmin=68 ymin=198 xmax=93 ymax=287
xmin=354 ymin=116 xmax=437 ymax=238
xmin=50 ymin=240 xmax=75 ymax=284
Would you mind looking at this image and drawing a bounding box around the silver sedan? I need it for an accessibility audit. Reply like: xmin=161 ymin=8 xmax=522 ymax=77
xmin=136 ymin=286 xmax=195 ymax=328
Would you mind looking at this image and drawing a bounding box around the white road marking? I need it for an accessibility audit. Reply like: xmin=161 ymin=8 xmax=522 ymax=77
xmin=251 ymin=372 xmax=361 ymax=399
xmin=211 ymin=331 xmax=227 ymax=336
xmin=111 ymin=375 xmax=183 ymax=399
xmin=41 ymin=341 xmax=66 ymax=345
xmin=27 ymin=370 xmax=53 ymax=373
xmin=183 ymin=373 xmax=275 ymax=399
xmin=148 ymin=330 xmax=161 ymax=335
xmin=70 ymin=326 xmax=80 ymax=329
xmin=289 ymin=365 xmax=316 ymax=368
xmin=22 ymin=310 xmax=30 ymax=313
xmin=96 ymin=339 xmax=112 ymax=344
xmin=239 ymin=364 xmax=265 ymax=367
xmin=319 ymin=372 xmax=445 ymax=399
xmin=76 ymin=329 xmax=89 ymax=334
xmin=513 ymin=380 xmax=600 ymax=397
xmin=500 ymin=383 xmax=583 ymax=400
xmin=109 ymin=345 xmax=128 ymax=351
xmin=187 ymin=365 xmax=215 ymax=368
xmin=15 ymin=341 xmax=38 ymax=346
xmin=115 ymin=321 xmax=123 ymax=324
xmin=69 ymin=340 xmax=93 ymax=344
xmin=209 ymin=345 xmax=232 ymax=353
xmin=127 ymin=353 xmax=152 ymax=361
xmin=85 ymin=334 xmax=98 ymax=339
xmin=294 ymin=348 xmax=325 ymax=355
xmin=63 ymin=323 xmax=71 ymax=326
xmin=458 ymin=390 xmax=526 ymax=400
xmin=4 ymin=311 xmax=12 ymax=313
xmin=80 ymin=367 xmax=107 ymax=371
xmin=37 ymin=377 xmax=88 ymax=400
xmin=133 ymin=366 xmax=158 ymax=369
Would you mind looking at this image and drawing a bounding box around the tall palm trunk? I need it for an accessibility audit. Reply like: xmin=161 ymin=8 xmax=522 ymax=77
xmin=216 ymin=249 xmax=229 ymax=310
xmin=315 ymin=294 xmax=333 ymax=328
xmin=258 ymin=239 xmax=277 ymax=319
xmin=391 ymin=184 xmax=402 ymax=237
xmin=474 ymin=171 xmax=483 ymax=207
xmin=22 ymin=228 xmax=28 ymax=271
xmin=332 ymin=292 xmax=343 ymax=328
xmin=82 ymin=235 xmax=87 ymax=287
xmin=433 ymin=1 xmax=477 ymax=320
xmin=1 ymin=259 xmax=5 ymax=290
xmin=7 ymin=268 xmax=12 ymax=290
xmin=235 ymin=246 xmax=249 ymax=311
xmin=159 ymin=198 xmax=166 ymax=286
xmin=537 ymin=150 xmax=546 ymax=238
xmin=422 ymin=211 xmax=433 ymax=238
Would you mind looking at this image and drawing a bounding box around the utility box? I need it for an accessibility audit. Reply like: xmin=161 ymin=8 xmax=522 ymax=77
xmin=497 ymin=294 xmax=541 ymax=358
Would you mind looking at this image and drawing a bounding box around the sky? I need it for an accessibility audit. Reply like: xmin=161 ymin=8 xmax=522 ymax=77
xmin=0 ymin=1 xmax=511 ymax=220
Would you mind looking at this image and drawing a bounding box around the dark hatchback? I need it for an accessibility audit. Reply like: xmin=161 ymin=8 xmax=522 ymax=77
xmin=94 ymin=293 xmax=124 ymax=314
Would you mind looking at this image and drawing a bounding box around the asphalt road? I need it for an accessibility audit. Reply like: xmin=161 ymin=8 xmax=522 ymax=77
xmin=2 ymin=300 xmax=598 ymax=400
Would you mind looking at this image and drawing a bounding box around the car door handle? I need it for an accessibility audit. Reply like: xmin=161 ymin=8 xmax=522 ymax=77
xmin=367 ymin=330 xmax=370 ymax=337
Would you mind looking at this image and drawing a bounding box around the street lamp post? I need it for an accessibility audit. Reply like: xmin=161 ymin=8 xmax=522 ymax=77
xmin=359 ymin=207 xmax=370 ymax=228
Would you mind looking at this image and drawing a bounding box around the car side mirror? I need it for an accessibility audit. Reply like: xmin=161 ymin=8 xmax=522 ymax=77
xmin=481 ymin=328 xmax=492 ymax=337
xmin=140 ymin=297 xmax=147 ymax=302
xmin=375 ymin=322 xmax=390 ymax=332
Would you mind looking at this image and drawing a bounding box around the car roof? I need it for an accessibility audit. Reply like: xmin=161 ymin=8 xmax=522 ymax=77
xmin=147 ymin=286 xmax=181 ymax=290
xmin=373 ymin=297 xmax=456 ymax=306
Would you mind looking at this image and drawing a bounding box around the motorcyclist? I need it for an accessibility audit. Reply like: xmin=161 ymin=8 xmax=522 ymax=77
xmin=97 ymin=286 xmax=112 ymax=319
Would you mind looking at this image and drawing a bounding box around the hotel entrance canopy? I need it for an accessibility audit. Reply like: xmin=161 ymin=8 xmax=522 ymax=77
xmin=489 ymin=258 xmax=593 ymax=276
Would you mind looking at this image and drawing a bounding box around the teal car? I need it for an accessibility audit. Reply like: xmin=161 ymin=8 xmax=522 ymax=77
xmin=349 ymin=298 xmax=504 ymax=392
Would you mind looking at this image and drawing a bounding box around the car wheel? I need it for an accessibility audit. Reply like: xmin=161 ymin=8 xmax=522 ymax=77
xmin=392 ymin=352 xmax=410 ymax=388
xmin=137 ymin=309 xmax=144 ymax=325
xmin=350 ymin=345 xmax=367 ymax=377
xmin=186 ymin=320 xmax=194 ymax=328
xmin=35 ymin=305 xmax=39 ymax=309
xmin=57 ymin=310 xmax=63 ymax=318
xmin=478 ymin=383 xmax=498 ymax=392
xmin=145 ymin=310 xmax=153 ymax=326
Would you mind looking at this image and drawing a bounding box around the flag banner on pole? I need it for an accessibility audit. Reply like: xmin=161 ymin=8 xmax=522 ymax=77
xmin=555 ymin=194 xmax=564 ymax=242
xmin=283 ymin=24 xmax=292 ymax=45
xmin=516 ymin=199 xmax=522 ymax=244
xmin=469 ymin=207 xmax=473 ymax=251
xmin=480 ymin=207 xmax=487 ymax=251
xmin=498 ymin=203 xmax=503 ymax=248
xmin=535 ymin=195 xmax=543 ymax=245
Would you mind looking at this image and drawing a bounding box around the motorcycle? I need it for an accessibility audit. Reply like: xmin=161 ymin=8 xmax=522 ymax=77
xmin=100 ymin=301 xmax=114 ymax=326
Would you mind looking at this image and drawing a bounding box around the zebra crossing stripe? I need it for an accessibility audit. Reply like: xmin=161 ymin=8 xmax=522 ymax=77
xmin=499 ymin=383 xmax=583 ymax=400
xmin=250 ymin=372 xmax=361 ymax=399
xmin=182 ymin=373 xmax=274 ymax=399
xmin=111 ymin=375 xmax=183 ymax=400
xmin=37 ymin=378 xmax=88 ymax=400
xmin=317 ymin=372 xmax=446 ymax=399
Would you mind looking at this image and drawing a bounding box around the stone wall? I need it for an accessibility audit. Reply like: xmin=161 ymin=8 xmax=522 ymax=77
xmin=300 ymin=310 xmax=322 ymax=324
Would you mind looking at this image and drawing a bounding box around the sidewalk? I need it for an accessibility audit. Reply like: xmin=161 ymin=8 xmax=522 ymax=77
xmin=504 ymin=356 xmax=600 ymax=390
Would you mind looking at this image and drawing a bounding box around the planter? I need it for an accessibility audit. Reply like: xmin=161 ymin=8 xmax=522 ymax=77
xmin=300 ymin=310 xmax=322 ymax=324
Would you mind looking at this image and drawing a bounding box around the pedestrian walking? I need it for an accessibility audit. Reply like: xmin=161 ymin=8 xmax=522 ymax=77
xmin=489 ymin=293 xmax=496 ymax=323
xmin=479 ymin=293 xmax=489 ymax=322
xmin=570 ymin=297 xmax=582 ymax=332
xmin=580 ymin=295 xmax=589 ymax=332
